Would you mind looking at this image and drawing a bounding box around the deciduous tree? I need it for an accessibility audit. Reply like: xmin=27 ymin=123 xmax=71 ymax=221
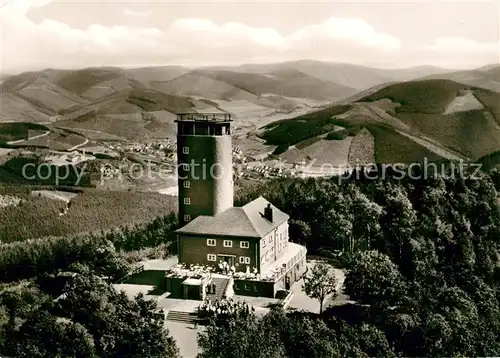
xmin=302 ymin=261 xmax=338 ymax=314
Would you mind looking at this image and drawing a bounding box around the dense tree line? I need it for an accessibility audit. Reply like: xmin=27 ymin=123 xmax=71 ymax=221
xmin=198 ymin=304 xmax=394 ymax=358
xmin=102 ymin=213 xmax=179 ymax=252
xmin=0 ymin=275 xmax=179 ymax=357
xmin=0 ymin=213 xmax=181 ymax=356
xmin=1 ymin=166 xmax=499 ymax=356
xmin=0 ymin=213 xmax=179 ymax=283
xmin=219 ymin=168 xmax=500 ymax=357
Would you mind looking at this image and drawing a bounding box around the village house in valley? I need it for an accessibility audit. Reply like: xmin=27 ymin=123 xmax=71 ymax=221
xmin=165 ymin=113 xmax=307 ymax=300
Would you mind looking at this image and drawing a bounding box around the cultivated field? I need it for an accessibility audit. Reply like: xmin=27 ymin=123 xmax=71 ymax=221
xmin=280 ymin=137 xmax=353 ymax=167
xmin=444 ymin=91 xmax=484 ymax=114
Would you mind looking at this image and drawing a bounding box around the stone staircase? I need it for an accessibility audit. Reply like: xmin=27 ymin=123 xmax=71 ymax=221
xmin=205 ymin=277 xmax=230 ymax=301
xmin=166 ymin=310 xmax=198 ymax=323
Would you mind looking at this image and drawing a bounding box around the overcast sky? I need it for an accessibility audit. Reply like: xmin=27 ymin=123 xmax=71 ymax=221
xmin=0 ymin=0 xmax=499 ymax=73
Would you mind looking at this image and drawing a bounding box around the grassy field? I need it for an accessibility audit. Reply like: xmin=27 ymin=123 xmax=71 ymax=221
xmin=0 ymin=122 xmax=49 ymax=142
xmin=282 ymin=137 xmax=353 ymax=166
xmin=0 ymin=185 xmax=177 ymax=243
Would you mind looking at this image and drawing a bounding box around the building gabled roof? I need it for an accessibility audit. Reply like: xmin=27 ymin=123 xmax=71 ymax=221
xmin=176 ymin=196 xmax=289 ymax=238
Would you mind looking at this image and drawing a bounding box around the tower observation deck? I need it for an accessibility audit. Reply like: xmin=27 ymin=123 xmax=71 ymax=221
xmin=176 ymin=113 xmax=234 ymax=226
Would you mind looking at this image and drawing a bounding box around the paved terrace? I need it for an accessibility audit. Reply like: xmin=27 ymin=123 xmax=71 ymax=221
xmin=259 ymin=242 xmax=307 ymax=281
xmin=113 ymin=258 xmax=350 ymax=358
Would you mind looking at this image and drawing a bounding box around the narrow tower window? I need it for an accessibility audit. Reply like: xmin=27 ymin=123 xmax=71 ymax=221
xmin=184 ymin=198 xmax=191 ymax=205
xmin=183 ymin=181 xmax=190 ymax=188
xmin=182 ymin=146 xmax=189 ymax=154
xmin=184 ymin=215 xmax=191 ymax=222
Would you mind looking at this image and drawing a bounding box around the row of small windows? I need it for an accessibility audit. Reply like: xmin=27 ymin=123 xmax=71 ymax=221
xmin=206 ymin=254 xmax=250 ymax=264
xmin=262 ymin=231 xmax=287 ymax=247
xmin=234 ymin=283 xmax=258 ymax=292
xmin=207 ymin=239 xmax=249 ymax=248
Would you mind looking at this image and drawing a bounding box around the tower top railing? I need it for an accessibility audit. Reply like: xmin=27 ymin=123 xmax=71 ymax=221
xmin=176 ymin=113 xmax=233 ymax=122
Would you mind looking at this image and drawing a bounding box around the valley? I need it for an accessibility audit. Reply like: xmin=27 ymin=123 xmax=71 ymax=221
xmin=1 ymin=61 xmax=500 ymax=242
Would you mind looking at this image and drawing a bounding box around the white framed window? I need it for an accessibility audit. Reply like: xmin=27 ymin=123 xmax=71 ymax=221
xmin=183 ymin=181 xmax=190 ymax=188
xmin=207 ymin=254 xmax=216 ymax=261
xmin=223 ymin=240 xmax=233 ymax=248
xmin=239 ymin=256 xmax=250 ymax=264
xmin=182 ymin=146 xmax=189 ymax=154
xmin=268 ymin=236 xmax=272 ymax=244
xmin=184 ymin=197 xmax=191 ymax=205
xmin=207 ymin=239 xmax=216 ymax=246
xmin=222 ymin=126 xmax=226 ymax=135
xmin=184 ymin=214 xmax=191 ymax=222
xmin=240 ymin=241 xmax=249 ymax=249
xmin=182 ymin=163 xmax=189 ymax=171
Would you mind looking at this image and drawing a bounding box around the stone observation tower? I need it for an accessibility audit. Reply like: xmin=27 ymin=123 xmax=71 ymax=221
xmin=175 ymin=113 xmax=234 ymax=227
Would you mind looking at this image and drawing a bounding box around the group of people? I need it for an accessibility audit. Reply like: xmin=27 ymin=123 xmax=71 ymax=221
xmin=197 ymin=298 xmax=255 ymax=321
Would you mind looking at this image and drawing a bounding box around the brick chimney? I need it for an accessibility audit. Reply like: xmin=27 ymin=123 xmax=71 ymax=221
xmin=264 ymin=203 xmax=273 ymax=222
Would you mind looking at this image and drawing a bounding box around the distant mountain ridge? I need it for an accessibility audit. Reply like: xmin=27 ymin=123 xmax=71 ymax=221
xmin=202 ymin=60 xmax=458 ymax=90
xmin=1 ymin=61 xmax=498 ymax=143
xmin=417 ymin=65 xmax=500 ymax=92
